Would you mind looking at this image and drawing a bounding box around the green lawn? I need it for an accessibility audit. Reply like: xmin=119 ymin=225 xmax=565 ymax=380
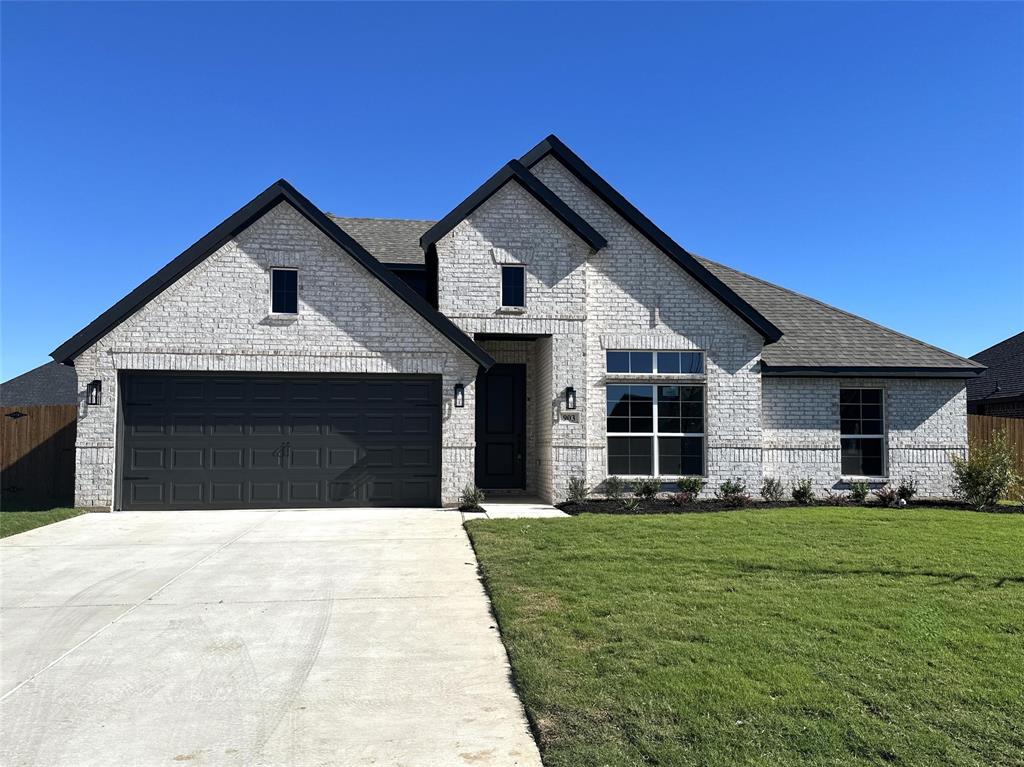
xmin=0 ymin=508 xmax=86 ymax=538
xmin=466 ymin=508 xmax=1024 ymax=767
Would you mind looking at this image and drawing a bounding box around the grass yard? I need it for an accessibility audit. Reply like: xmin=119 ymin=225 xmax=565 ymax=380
xmin=0 ymin=508 xmax=86 ymax=538
xmin=467 ymin=508 xmax=1023 ymax=767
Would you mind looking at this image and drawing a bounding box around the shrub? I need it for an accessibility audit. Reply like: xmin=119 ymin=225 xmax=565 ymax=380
xmin=675 ymin=476 xmax=706 ymax=504
xmin=565 ymin=476 xmax=589 ymax=504
xmin=849 ymin=481 xmax=870 ymax=503
xmin=603 ymin=475 xmax=626 ymax=501
xmin=760 ymin=477 xmax=784 ymax=502
xmin=716 ymin=478 xmax=751 ymax=507
xmin=632 ymin=477 xmax=662 ymax=500
xmin=458 ymin=484 xmax=486 ymax=511
xmin=873 ymin=484 xmax=901 ymax=507
xmin=622 ymin=496 xmax=643 ymax=513
xmin=897 ymin=478 xmax=918 ymax=504
xmin=823 ymin=491 xmax=848 ymax=506
xmin=791 ymin=479 xmax=815 ymax=505
xmin=951 ymin=430 xmax=1021 ymax=510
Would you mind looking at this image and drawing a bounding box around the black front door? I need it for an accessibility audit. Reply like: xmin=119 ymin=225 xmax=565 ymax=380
xmin=475 ymin=364 xmax=526 ymax=489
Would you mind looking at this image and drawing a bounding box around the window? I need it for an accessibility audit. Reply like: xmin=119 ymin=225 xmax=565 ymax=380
xmin=605 ymin=350 xmax=703 ymax=374
xmin=840 ymin=388 xmax=885 ymax=476
xmin=271 ymin=269 xmax=298 ymax=314
xmin=607 ymin=383 xmax=704 ymax=476
xmin=501 ymin=265 xmax=525 ymax=307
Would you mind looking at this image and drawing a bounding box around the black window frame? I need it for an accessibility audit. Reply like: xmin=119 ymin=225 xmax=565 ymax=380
xmin=839 ymin=387 xmax=886 ymax=477
xmin=500 ymin=265 xmax=525 ymax=308
xmin=270 ymin=268 xmax=298 ymax=315
xmin=605 ymin=350 xmax=704 ymax=375
xmin=606 ymin=382 xmax=706 ymax=477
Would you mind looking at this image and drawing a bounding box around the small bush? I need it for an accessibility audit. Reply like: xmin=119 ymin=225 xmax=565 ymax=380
xmin=849 ymin=481 xmax=870 ymax=504
xmin=760 ymin=477 xmax=784 ymax=502
xmin=823 ymin=491 xmax=848 ymax=506
xmin=603 ymin=475 xmax=626 ymax=501
xmin=632 ymin=477 xmax=662 ymax=500
xmin=458 ymin=484 xmax=486 ymax=511
xmin=716 ymin=478 xmax=751 ymax=507
xmin=873 ymin=484 xmax=901 ymax=507
xmin=622 ymin=496 xmax=643 ymax=513
xmin=565 ymin=476 xmax=589 ymax=504
xmin=675 ymin=476 xmax=706 ymax=504
xmin=791 ymin=479 xmax=815 ymax=505
xmin=897 ymin=478 xmax=918 ymax=504
xmin=951 ymin=430 xmax=1021 ymax=510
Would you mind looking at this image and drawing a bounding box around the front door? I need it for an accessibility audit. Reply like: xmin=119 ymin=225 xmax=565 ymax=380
xmin=475 ymin=364 xmax=526 ymax=489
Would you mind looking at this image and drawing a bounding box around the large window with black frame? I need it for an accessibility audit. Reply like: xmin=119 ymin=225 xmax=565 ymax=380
xmin=605 ymin=350 xmax=705 ymax=477
xmin=840 ymin=387 xmax=885 ymax=477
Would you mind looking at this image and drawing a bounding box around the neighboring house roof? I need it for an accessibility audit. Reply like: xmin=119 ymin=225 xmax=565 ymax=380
xmin=420 ymin=160 xmax=608 ymax=252
xmin=316 ymin=216 xmax=982 ymax=376
xmin=50 ymin=180 xmax=495 ymax=369
xmin=967 ymin=331 xmax=1024 ymax=403
xmin=520 ymin=135 xmax=784 ymax=344
xmin=0 ymin=361 xmax=77 ymax=407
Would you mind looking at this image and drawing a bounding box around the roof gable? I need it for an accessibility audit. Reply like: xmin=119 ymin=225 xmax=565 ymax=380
xmin=520 ymin=135 xmax=783 ymax=343
xmin=420 ymin=160 xmax=607 ymax=252
xmin=50 ymin=180 xmax=494 ymax=368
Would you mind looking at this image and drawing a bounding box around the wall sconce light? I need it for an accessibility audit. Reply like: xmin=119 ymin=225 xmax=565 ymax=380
xmin=454 ymin=383 xmax=465 ymax=408
xmin=87 ymin=380 xmax=102 ymax=406
xmin=565 ymin=386 xmax=577 ymax=410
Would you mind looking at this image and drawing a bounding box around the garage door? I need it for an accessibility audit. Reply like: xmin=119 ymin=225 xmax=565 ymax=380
xmin=119 ymin=372 xmax=441 ymax=510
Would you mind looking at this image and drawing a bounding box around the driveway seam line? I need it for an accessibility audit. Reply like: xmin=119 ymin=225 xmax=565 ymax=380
xmin=0 ymin=511 xmax=279 ymax=702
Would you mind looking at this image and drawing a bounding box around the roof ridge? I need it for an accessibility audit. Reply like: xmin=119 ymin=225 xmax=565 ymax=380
xmin=327 ymin=213 xmax=437 ymax=224
xmin=695 ymin=254 xmax=983 ymax=369
xmin=970 ymin=330 xmax=1024 ymax=360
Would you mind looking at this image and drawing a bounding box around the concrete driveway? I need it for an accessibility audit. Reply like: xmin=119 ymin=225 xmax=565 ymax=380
xmin=0 ymin=510 xmax=542 ymax=767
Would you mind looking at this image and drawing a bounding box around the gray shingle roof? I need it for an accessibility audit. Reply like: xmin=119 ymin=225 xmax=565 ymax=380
xmin=328 ymin=216 xmax=436 ymax=265
xmin=328 ymin=216 xmax=981 ymax=374
xmin=968 ymin=331 xmax=1024 ymax=403
xmin=0 ymin=361 xmax=77 ymax=407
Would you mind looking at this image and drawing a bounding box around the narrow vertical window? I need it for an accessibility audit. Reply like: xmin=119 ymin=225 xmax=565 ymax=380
xmin=840 ymin=388 xmax=885 ymax=476
xmin=271 ymin=269 xmax=298 ymax=314
xmin=501 ymin=265 xmax=525 ymax=307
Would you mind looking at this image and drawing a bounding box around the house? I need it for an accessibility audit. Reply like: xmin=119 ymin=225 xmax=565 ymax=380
xmin=50 ymin=135 xmax=984 ymax=510
xmin=967 ymin=331 xmax=1024 ymax=417
xmin=0 ymin=361 xmax=77 ymax=407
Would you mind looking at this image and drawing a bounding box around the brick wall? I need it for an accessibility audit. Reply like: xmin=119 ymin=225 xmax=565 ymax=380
xmin=72 ymin=202 xmax=478 ymax=508
xmin=762 ymin=376 xmax=967 ymax=496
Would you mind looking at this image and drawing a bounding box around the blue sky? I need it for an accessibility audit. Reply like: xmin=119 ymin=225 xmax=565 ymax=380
xmin=2 ymin=1 xmax=1022 ymax=379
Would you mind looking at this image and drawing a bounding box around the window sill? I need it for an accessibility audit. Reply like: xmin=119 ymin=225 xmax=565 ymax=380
xmin=841 ymin=475 xmax=889 ymax=483
xmin=605 ymin=373 xmax=706 ymax=381
xmin=260 ymin=313 xmax=299 ymax=326
xmin=608 ymin=475 xmax=706 ymax=481
xmin=496 ymin=306 xmax=526 ymax=314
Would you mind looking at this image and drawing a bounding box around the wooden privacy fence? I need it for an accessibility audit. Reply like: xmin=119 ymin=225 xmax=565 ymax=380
xmin=1 ymin=405 xmax=77 ymax=509
xmin=968 ymin=414 xmax=1024 ymax=476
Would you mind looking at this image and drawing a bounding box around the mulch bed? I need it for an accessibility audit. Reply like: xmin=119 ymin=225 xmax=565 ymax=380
xmin=556 ymin=498 xmax=1024 ymax=515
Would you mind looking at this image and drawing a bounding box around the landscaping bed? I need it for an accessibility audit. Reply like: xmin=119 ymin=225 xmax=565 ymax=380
xmin=467 ymin=507 xmax=1024 ymax=767
xmin=558 ymin=497 xmax=1024 ymax=515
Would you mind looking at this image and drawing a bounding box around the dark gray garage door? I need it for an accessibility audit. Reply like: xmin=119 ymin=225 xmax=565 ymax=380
xmin=119 ymin=372 xmax=441 ymax=510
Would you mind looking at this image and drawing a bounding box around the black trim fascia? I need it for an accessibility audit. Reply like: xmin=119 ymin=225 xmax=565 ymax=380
xmin=51 ymin=180 xmax=494 ymax=370
xmin=419 ymin=160 xmax=607 ymax=252
xmin=520 ymin=135 xmax=784 ymax=343
xmin=762 ymin=364 xmax=986 ymax=379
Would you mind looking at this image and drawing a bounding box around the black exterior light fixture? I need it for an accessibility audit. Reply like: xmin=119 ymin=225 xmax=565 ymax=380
xmin=565 ymin=386 xmax=577 ymax=410
xmin=87 ymin=380 xmax=102 ymax=406
xmin=454 ymin=383 xmax=465 ymax=408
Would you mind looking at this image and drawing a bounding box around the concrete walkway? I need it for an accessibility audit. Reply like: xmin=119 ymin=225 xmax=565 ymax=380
xmin=0 ymin=509 xmax=542 ymax=767
xmin=471 ymin=498 xmax=568 ymax=520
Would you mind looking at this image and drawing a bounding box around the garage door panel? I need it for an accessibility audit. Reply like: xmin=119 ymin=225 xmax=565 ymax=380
xmin=120 ymin=373 xmax=440 ymax=510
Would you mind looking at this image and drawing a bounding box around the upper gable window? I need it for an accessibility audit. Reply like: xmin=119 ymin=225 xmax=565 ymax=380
xmin=606 ymin=350 xmax=703 ymax=374
xmin=271 ymin=269 xmax=298 ymax=314
xmin=501 ymin=265 xmax=525 ymax=307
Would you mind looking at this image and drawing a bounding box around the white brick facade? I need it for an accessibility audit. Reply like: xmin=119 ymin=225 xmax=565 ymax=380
xmin=68 ymin=163 xmax=971 ymax=509
xmin=73 ymin=202 xmax=478 ymax=508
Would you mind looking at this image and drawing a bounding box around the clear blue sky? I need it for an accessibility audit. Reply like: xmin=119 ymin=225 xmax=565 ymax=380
xmin=2 ymin=1 xmax=1022 ymax=380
